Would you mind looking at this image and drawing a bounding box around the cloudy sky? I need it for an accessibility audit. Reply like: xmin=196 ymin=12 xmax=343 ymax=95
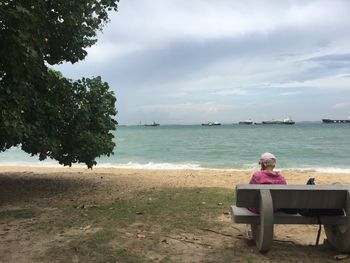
xmin=56 ymin=0 xmax=350 ymax=124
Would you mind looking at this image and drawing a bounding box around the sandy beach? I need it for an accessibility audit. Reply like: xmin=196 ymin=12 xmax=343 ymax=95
xmin=1 ymin=166 xmax=350 ymax=262
xmin=2 ymin=166 xmax=350 ymax=189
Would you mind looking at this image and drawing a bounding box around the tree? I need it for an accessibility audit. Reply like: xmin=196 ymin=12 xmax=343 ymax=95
xmin=0 ymin=0 xmax=119 ymax=168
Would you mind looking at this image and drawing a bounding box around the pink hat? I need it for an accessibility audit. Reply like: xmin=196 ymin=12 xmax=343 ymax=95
xmin=259 ymin=152 xmax=276 ymax=165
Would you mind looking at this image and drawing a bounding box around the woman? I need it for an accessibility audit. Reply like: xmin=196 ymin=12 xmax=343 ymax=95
xmin=249 ymin=152 xmax=286 ymax=185
xmin=248 ymin=152 xmax=286 ymax=214
xmin=246 ymin=152 xmax=287 ymax=239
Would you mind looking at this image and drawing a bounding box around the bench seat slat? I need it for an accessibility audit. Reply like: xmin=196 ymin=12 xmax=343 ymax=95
xmin=231 ymin=206 xmax=348 ymax=225
xmin=236 ymin=184 xmax=350 ymax=209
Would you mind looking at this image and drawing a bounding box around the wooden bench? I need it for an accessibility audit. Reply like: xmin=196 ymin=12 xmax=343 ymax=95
xmin=231 ymin=184 xmax=350 ymax=253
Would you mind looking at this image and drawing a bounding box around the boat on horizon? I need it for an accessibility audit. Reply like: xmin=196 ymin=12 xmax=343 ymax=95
xmin=144 ymin=121 xmax=160 ymax=127
xmin=238 ymin=119 xmax=253 ymax=125
xmin=322 ymin=118 xmax=350 ymax=124
xmin=201 ymin=121 xmax=221 ymax=126
xmin=261 ymin=116 xmax=295 ymax=125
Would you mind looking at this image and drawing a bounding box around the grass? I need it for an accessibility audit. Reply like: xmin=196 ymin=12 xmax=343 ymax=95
xmin=99 ymin=187 xmax=233 ymax=230
xmin=42 ymin=187 xmax=234 ymax=262
xmin=1 ymin=185 xmax=340 ymax=262
xmin=0 ymin=208 xmax=37 ymax=219
xmin=47 ymin=230 xmax=148 ymax=263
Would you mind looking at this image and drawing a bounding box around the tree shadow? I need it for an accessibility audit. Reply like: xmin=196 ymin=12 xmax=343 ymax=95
xmin=0 ymin=172 xmax=96 ymax=206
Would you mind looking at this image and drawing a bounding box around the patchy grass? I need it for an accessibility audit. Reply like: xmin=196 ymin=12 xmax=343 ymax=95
xmin=1 ymin=177 xmax=339 ymax=263
xmin=42 ymin=187 xmax=233 ymax=262
xmin=91 ymin=187 xmax=233 ymax=229
xmin=0 ymin=208 xmax=37 ymax=219
xmin=46 ymin=229 xmax=149 ymax=263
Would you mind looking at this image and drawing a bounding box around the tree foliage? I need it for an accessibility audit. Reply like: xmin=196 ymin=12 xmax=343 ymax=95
xmin=0 ymin=0 xmax=119 ymax=168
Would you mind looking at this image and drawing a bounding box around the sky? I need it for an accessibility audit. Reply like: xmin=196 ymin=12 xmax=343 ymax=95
xmin=56 ymin=0 xmax=350 ymax=125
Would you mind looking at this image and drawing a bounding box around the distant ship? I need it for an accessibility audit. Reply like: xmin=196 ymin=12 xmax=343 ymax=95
xmin=322 ymin=119 xmax=350 ymax=124
xmin=201 ymin=122 xmax=221 ymax=126
xmin=261 ymin=116 xmax=295 ymax=125
xmin=239 ymin=119 xmax=253 ymax=125
xmin=144 ymin=121 xmax=160 ymax=127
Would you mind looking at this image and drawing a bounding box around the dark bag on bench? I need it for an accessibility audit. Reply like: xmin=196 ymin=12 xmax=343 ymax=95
xmin=299 ymin=178 xmax=345 ymax=217
xmin=299 ymin=208 xmax=344 ymax=217
xmin=299 ymin=178 xmax=345 ymax=246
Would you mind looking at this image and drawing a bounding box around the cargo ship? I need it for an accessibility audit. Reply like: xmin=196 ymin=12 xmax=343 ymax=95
xmin=261 ymin=116 xmax=295 ymax=125
xmin=322 ymin=119 xmax=350 ymax=124
xmin=201 ymin=122 xmax=221 ymax=126
xmin=144 ymin=121 xmax=160 ymax=126
xmin=238 ymin=119 xmax=253 ymax=125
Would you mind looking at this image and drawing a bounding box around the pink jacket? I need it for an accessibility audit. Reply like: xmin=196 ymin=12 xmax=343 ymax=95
xmin=248 ymin=170 xmax=286 ymax=213
xmin=249 ymin=170 xmax=286 ymax=185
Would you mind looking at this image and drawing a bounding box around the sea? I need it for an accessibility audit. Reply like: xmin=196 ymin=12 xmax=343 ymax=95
xmin=1 ymin=123 xmax=350 ymax=173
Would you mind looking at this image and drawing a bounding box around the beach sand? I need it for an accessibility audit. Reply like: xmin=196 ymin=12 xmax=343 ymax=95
xmin=2 ymin=166 xmax=350 ymax=188
xmin=1 ymin=166 xmax=350 ymax=262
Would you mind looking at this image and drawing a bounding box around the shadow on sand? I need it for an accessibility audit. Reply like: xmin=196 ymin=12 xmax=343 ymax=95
xmin=0 ymin=172 xmax=96 ymax=206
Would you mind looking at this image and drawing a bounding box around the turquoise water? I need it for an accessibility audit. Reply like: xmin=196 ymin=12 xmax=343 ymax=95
xmin=1 ymin=123 xmax=350 ymax=172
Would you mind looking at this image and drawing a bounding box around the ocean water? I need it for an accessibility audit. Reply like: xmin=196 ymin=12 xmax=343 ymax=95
xmin=1 ymin=123 xmax=350 ymax=172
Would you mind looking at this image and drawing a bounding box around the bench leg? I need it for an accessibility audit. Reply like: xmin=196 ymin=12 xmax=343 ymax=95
xmin=251 ymin=189 xmax=274 ymax=253
xmin=324 ymin=190 xmax=350 ymax=253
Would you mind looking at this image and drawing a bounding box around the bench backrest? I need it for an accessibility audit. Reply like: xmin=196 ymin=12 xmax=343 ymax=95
xmin=235 ymin=184 xmax=350 ymax=209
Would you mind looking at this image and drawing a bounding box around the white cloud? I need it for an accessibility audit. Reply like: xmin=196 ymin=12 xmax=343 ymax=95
xmin=112 ymin=0 xmax=350 ymax=45
xmin=279 ymin=91 xmax=303 ymax=96
xmin=141 ymin=102 xmax=238 ymax=114
xmin=334 ymin=102 xmax=350 ymax=109
xmin=85 ymin=42 xmax=145 ymax=64
xmin=212 ymin=89 xmax=247 ymax=96
xmin=271 ymin=74 xmax=350 ymax=90
xmin=56 ymin=0 xmax=350 ymax=123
